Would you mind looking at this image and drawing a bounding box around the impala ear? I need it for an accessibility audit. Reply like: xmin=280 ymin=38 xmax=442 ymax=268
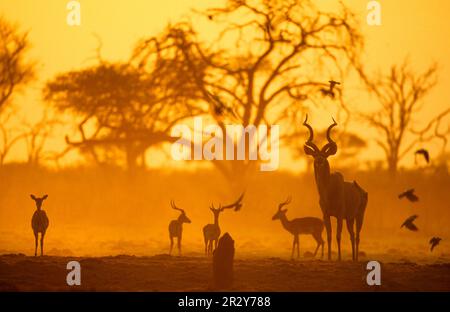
xmin=30 ymin=194 xmax=36 ymax=200
xmin=42 ymin=194 xmax=48 ymax=200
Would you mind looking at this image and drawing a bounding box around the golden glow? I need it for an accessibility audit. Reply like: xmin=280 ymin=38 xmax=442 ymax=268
xmin=0 ymin=0 xmax=449 ymax=169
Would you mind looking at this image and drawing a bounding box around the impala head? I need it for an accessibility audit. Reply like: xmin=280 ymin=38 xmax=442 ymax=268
xmin=210 ymin=192 xmax=245 ymax=217
xmin=303 ymin=115 xmax=337 ymax=172
xmin=171 ymin=200 xmax=191 ymax=223
xmin=272 ymin=196 xmax=291 ymax=220
xmin=30 ymin=194 xmax=48 ymax=210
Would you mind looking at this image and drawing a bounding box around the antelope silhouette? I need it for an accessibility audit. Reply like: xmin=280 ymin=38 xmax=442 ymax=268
xmin=168 ymin=200 xmax=191 ymax=255
xmin=203 ymin=193 xmax=244 ymax=255
xmin=272 ymin=196 xmax=324 ymax=259
xmin=303 ymin=116 xmax=368 ymax=261
xmin=30 ymin=194 xmax=49 ymax=256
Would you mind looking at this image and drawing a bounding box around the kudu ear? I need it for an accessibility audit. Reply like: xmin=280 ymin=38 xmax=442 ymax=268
xmin=304 ymin=144 xmax=317 ymax=156
xmin=321 ymin=143 xmax=337 ymax=157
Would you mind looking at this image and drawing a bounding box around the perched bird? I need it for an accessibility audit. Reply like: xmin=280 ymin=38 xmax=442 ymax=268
xmin=210 ymin=94 xmax=238 ymax=120
xmin=415 ymin=148 xmax=430 ymax=164
xmin=401 ymin=215 xmax=419 ymax=231
xmin=320 ymin=80 xmax=341 ymax=99
xmin=429 ymin=237 xmax=442 ymax=252
xmin=398 ymin=188 xmax=419 ymax=202
xmin=328 ymin=80 xmax=341 ymax=92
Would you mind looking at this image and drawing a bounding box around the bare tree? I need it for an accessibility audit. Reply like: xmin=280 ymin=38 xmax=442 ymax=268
xmin=44 ymin=61 xmax=202 ymax=171
xmin=22 ymin=110 xmax=59 ymax=166
xmin=358 ymin=59 xmax=449 ymax=175
xmin=0 ymin=107 xmax=26 ymax=165
xmin=133 ymin=0 xmax=363 ymax=181
xmin=0 ymin=17 xmax=34 ymax=112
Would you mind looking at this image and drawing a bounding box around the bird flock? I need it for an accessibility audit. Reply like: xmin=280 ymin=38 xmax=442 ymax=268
xmin=398 ymin=182 xmax=442 ymax=253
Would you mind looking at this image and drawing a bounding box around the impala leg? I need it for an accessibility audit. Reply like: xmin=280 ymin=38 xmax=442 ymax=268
xmin=313 ymin=233 xmax=323 ymax=257
xmin=346 ymin=218 xmax=356 ymax=261
xmin=177 ymin=235 xmax=182 ymax=256
xmin=323 ymin=215 xmax=332 ymax=260
xmin=296 ymin=235 xmax=300 ymax=259
xmin=291 ymin=237 xmax=296 ymax=259
xmin=169 ymin=236 xmax=174 ymax=255
xmin=336 ymin=218 xmax=343 ymax=261
xmin=34 ymin=232 xmax=38 ymax=257
xmin=40 ymin=232 xmax=45 ymax=256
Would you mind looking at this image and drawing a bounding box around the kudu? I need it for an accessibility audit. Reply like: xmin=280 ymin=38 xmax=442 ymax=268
xmin=303 ymin=116 xmax=368 ymax=261
xmin=272 ymin=196 xmax=324 ymax=259
xmin=168 ymin=200 xmax=191 ymax=255
xmin=30 ymin=194 xmax=49 ymax=256
xmin=203 ymin=193 xmax=244 ymax=255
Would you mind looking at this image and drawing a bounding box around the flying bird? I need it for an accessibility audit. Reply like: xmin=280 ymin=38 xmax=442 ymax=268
xmin=401 ymin=215 xmax=419 ymax=231
xmin=429 ymin=237 xmax=442 ymax=252
xmin=320 ymin=80 xmax=341 ymax=99
xmin=415 ymin=148 xmax=430 ymax=164
xmin=398 ymin=188 xmax=419 ymax=202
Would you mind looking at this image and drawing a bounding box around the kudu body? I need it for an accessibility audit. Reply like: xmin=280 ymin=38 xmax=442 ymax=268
xmin=303 ymin=116 xmax=368 ymax=261
xmin=30 ymin=194 xmax=49 ymax=256
xmin=203 ymin=193 xmax=244 ymax=255
xmin=168 ymin=200 xmax=191 ymax=255
xmin=272 ymin=197 xmax=324 ymax=259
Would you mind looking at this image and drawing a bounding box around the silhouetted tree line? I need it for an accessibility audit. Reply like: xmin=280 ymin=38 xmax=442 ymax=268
xmin=0 ymin=1 xmax=449 ymax=177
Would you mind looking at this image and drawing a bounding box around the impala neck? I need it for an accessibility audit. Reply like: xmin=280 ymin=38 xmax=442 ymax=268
xmin=214 ymin=213 xmax=220 ymax=226
xmin=314 ymin=160 xmax=331 ymax=197
xmin=278 ymin=214 xmax=292 ymax=232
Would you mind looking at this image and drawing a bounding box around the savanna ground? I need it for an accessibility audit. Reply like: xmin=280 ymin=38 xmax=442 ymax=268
xmin=1 ymin=165 xmax=450 ymax=291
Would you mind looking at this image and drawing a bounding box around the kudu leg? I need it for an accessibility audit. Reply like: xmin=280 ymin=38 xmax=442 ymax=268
xmin=356 ymin=216 xmax=363 ymax=261
xmin=336 ymin=218 xmax=343 ymax=261
xmin=346 ymin=219 xmax=356 ymax=261
xmin=323 ymin=215 xmax=332 ymax=260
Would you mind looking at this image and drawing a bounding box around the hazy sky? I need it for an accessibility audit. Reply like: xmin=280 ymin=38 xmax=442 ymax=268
xmin=1 ymin=0 xmax=449 ymax=170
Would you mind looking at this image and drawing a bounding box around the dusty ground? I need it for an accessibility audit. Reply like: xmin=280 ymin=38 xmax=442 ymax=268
xmin=0 ymin=254 xmax=449 ymax=291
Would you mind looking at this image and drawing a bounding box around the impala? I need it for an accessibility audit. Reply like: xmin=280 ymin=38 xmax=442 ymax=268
xmin=203 ymin=193 xmax=244 ymax=255
xmin=272 ymin=196 xmax=324 ymax=259
xmin=30 ymin=194 xmax=49 ymax=256
xmin=168 ymin=200 xmax=191 ymax=255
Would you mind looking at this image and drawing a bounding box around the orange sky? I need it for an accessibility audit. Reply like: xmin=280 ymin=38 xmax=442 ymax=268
xmin=1 ymin=0 xmax=449 ymax=170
